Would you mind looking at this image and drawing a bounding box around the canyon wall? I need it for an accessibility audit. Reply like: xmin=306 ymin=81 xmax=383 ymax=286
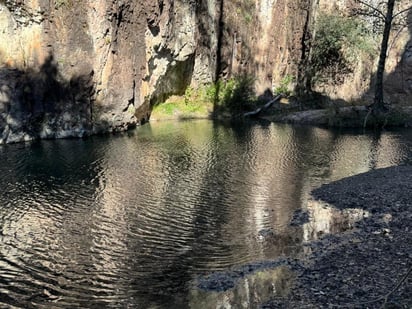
xmin=0 ymin=0 xmax=411 ymax=143
xmin=0 ymin=0 xmax=149 ymax=143
xmin=314 ymin=0 xmax=412 ymax=104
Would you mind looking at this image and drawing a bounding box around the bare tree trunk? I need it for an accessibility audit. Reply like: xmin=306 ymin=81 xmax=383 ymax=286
xmin=296 ymin=0 xmax=319 ymax=99
xmin=297 ymin=1 xmax=314 ymax=97
xmin=373 ymin=0 xmax=396 ymax=111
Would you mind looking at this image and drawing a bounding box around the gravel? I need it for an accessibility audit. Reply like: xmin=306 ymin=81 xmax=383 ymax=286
xmin=264 ymin=165 xmax=412 ymax=308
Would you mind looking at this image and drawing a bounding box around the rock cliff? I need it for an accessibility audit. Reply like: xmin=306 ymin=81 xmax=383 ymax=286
xmin=0 ymin=0 xmax=149 ymax=143
xmin=0 ymin=0 xmax=410 ymax=143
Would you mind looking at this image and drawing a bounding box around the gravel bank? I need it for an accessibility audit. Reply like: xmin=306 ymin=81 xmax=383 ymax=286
xmin=264 ymin=165 xmax=412 ymax=308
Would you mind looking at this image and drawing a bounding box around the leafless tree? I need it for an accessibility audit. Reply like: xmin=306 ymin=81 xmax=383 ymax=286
xmin=354 ymin=0 xmax=412 ymax=112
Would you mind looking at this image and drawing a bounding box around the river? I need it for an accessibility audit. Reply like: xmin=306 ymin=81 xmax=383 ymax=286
xmin=0 ymin=120 xmax=411 ymax=308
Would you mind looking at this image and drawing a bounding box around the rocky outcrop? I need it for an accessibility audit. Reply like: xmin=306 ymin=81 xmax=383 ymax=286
xmin=271 ymin=105 xmax=412 ymax=127
xmin=0 ymin=0 xmax=314 ymax=143
xmin=0 ymin=0 xmax=147 ymax=143
xmin=214 ymin=0 xmax=312 ymax=94
xmin=0 ymin=0 xmax=217 ymax=143
xmin=0 ymin=0 xmax=411 ymax=143
xmin=384 ymin=11 xmax=412 ymax=105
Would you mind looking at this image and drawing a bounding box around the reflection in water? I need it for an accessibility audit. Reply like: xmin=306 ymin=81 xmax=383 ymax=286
xmin=190 ymin=266 xmax=294 ymax=309
xmin=0 ymin=120 xmax=411 ymax=308
xmin=328 ymin=131 xmax=408 ymax=180
xmin=302 ymin=200 xmax=370 ymax=242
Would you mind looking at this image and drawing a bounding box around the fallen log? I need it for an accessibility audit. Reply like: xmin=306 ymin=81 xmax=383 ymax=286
xmin=243 ymin=94 xmax=282 ymax=117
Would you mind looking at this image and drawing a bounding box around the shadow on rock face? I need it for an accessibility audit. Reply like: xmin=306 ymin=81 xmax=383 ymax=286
xmin=0 ymin=53 xmax=97 ymax=144
xmin=368 ymin=10 xmax=412 ymax=105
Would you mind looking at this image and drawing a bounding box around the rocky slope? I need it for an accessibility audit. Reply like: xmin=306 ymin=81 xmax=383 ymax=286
xmin=0 ymin=0 xmax=411 ymax=143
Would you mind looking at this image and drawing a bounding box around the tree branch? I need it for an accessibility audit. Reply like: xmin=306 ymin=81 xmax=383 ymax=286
xmin=388 ymin=22 xmax=410 ymax=55
xmin=380 ymin=266 xmax=412 ymax=309
xmin=393 ymin=6 xmax=412 ymax=19
xmin=356 ymin=0 xmax=387 ymax=20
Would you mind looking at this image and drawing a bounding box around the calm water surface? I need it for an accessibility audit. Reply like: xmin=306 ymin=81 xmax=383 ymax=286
xmin=0 ymin=120 xmax=411 ymax=308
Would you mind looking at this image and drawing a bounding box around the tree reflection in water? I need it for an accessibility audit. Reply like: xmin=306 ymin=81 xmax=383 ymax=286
xmin=0 ymin=120 xmax=411 ymax=308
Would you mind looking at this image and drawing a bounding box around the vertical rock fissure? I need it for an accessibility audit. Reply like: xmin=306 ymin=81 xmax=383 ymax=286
xmin=215 ymin=0 xmax=224 ymax=82
xmin=296 ymin=0 xmax=319 ymax=97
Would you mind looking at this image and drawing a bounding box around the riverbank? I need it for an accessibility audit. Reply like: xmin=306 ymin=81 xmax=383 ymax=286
xmin=264 ymin=165 xmax=412 ymax=308
xmin=150 ymin=95 xmax=412 ymax=128
xmin=266 ymin=105 xmax=412 ymax=128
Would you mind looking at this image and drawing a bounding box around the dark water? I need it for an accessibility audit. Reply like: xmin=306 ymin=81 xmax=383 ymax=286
xmin=0 ymin=120 xmax=411 ymax=308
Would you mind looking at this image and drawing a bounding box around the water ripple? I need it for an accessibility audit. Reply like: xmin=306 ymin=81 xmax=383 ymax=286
xmin=0 ymin=121 xmax=411 ymax=308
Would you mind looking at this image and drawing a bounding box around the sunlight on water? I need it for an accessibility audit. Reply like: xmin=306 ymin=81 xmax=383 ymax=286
xmin=0 ymin=120 xmax=411 ymax=308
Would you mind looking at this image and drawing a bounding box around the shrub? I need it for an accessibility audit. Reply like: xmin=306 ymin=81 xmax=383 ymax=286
xmin=152 ymin=75 xmax=257 ymax=119
xmin=274 ymin=75 xmax=294 ymax=96
xmin=310 ymin=14 xmax=374 ymax=83
xmin=209 ymin=75 xmax=257 ymax=114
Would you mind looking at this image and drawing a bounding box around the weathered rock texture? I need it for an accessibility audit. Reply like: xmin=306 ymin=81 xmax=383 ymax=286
xmin=0 ymin=0 xmax=411 ymax=143
xmin=314 ymin=0 xmax=412 ymax=104
xmin=0 ymin=0 xmax=148 ymax=143
xmin=216 ymin=0 xmax=312 ymax=95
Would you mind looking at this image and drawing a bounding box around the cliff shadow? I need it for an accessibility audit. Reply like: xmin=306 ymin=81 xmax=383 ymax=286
xmin=0 ymin=53 xmax=97 ymax=143
xmin=376 ymin=9 xmax=412 ymax=106
xmin=344 ymin=9 xmax=412 ymax=109
xmin=279 ymin=9 xmax=412 ymax=128
xmin=194 ymin=0 xmax=274 ymax=116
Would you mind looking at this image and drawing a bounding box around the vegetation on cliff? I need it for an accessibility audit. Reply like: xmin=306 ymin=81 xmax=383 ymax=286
xmin=151 ymin=0 xmax=412 ymax=128
xmin=152 ymin=75 xmax=261 ymax=120
xmin=1 ymin=0 xmax=412 ymax=143
xmin=308 ymin=14 xmax=374 ymax=86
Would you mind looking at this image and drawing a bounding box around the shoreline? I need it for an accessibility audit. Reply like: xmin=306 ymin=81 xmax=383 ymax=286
xmin=1 ymin=103 xmax=412 ymax=145
xmin=150 ymin=103 xmax=412 ymax=129
xmin=264 ymin=165 xmax=412 ymax=308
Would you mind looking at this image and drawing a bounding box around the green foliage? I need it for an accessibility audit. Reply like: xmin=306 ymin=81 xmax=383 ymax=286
xmin=243 ymin=12 xmax=253 ymax=24
xmin=274 ymin=75 xmax=294 ymax=96
xmin=204 ymin=83 xmax=219 ymax=103
xmin=152 ymin=75 xmax=257 ymax=119
xmin=154 ymin=102 xmax=177 ymax=115
xmin=211 ymin=75 xmax=257 ymax=114
xmin=184 ymin=86 xmax=194 ymax=105
xmin=54 ymin=0 xmax=74 ymax=9
xmin=310 ymin=14 xmax=375 ymax=83
xmin=151 ymin=85 xmax=212 ymax=120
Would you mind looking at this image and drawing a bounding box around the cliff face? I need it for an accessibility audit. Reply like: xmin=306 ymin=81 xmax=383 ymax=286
xmin=216 ymin=0 xmax=312 ymax=95
xmin=0 ymin=0 xmax=149 ymax=143
xmin=314 ymin=0 xmax=412 ymax=104
xmin=0 ymin=0 xmax=312 ymax=143
xmin=0 ymin=0 xmax=410 ymax=143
